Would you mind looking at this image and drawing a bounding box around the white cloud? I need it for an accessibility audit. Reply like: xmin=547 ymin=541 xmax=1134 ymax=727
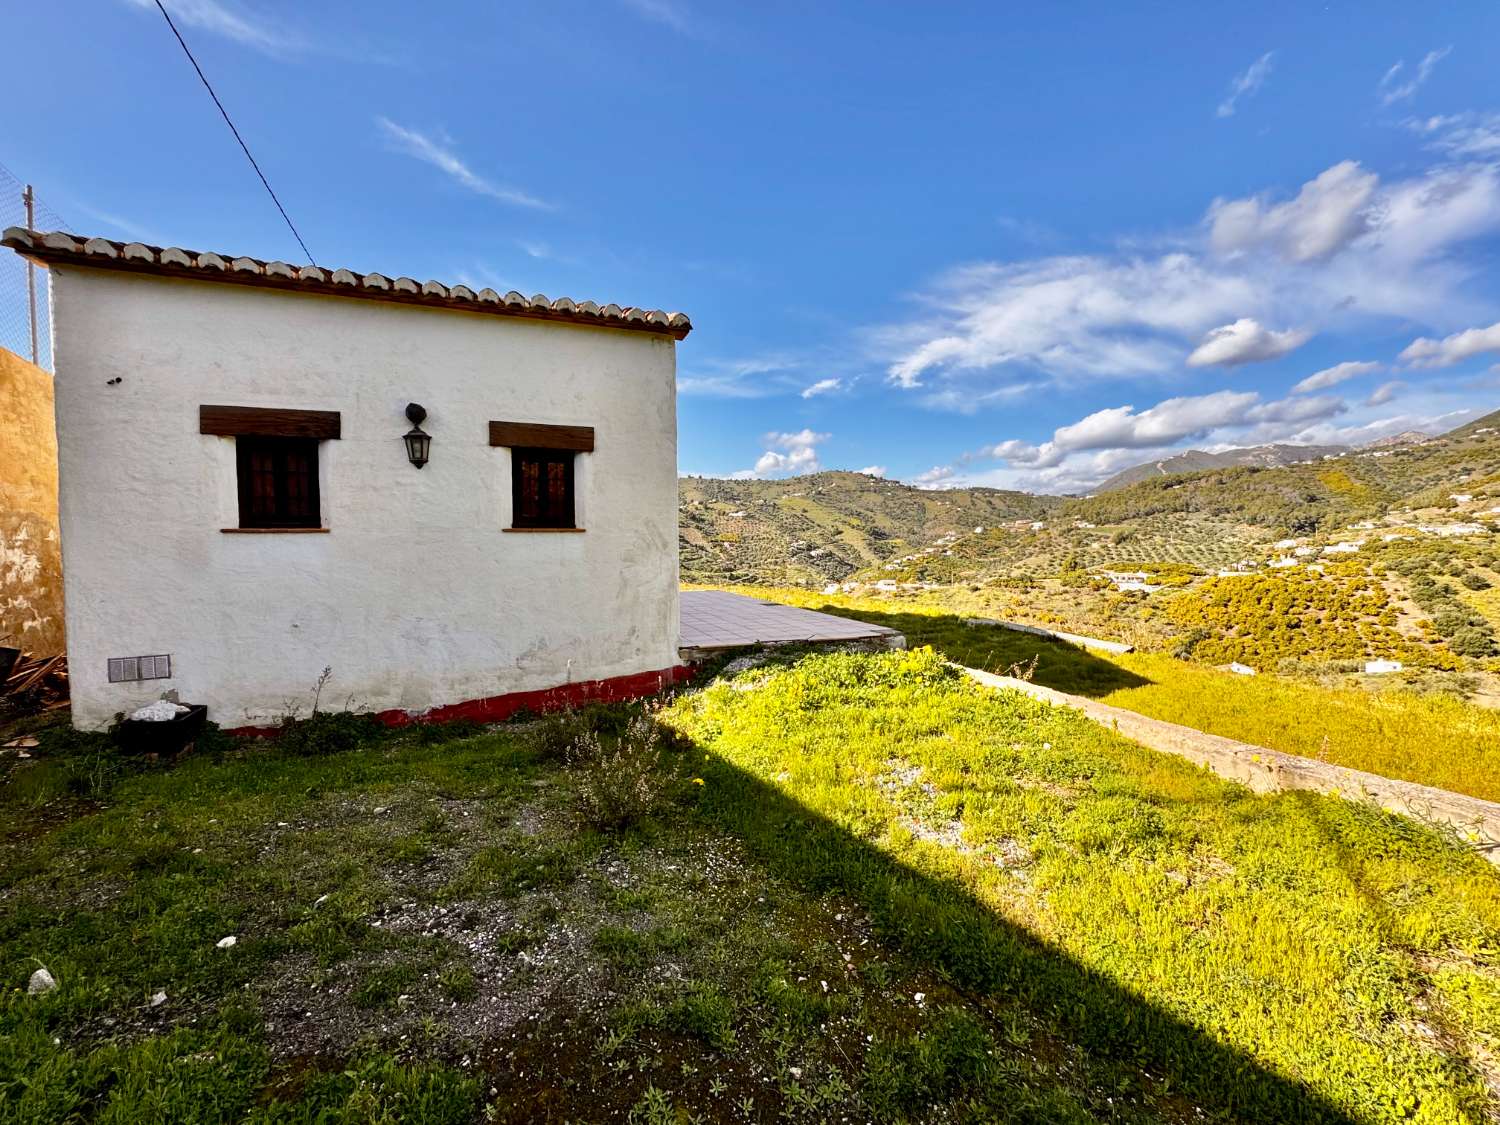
xmin=1217 ymin=51 xmax=1275 ymax=118
xmin=1291 ymin=360 xmax=1381 ymax=394
xmin=678 ymin=354 xmax=806 ymax=398
xmin=1186 ymin=318 xmax=1311 ymax=367
xmin=884 ymin=253 xmax=1256 ymax=388
xmin=857 ymin=465 xmax=887 ymax=478
xmin=800 ymin=377 xmax=841 ymax=398
xmin=375 ymin=118 xmax=553 ymax=210
xmin=938 ymin=386 xmax=1476 ymax=494
xmin=1366 ymin=380 xmax=1405 ymax=406
xmin=1410 ymin=112 xmax=1500 ymax=160
xmin=1399 ymin=320 xmax=1500 ymax=368
xmin=619 ymin=0 xmax=693 ymax=33
xmin=1208 ymin=161 xmax=1378 ymax=262
xmin=739 ymin=429 xmax=830 ymax=478
xmin=123 ymin=0 xmax=293 ymax=54
xmin=880 ymin=159 xmax=1500 ymax=403
xmin=983 ymin=389 xmax=1321 ymax=468
xmin=911 ymin=466 xmax=956 ymax=489
xmin=72 ymin=203 xmax=159 ymax=244
xmin=1377 ymin=47 xmax=1451 ymax=106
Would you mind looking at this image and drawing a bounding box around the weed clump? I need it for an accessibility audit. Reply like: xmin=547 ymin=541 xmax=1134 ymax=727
xmin=276 ymin=711 xmax=386 ymax=756
xmin=566 ymin=712 xmax=687 ymax=830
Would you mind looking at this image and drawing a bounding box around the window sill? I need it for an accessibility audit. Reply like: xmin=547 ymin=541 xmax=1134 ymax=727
xmin=221 ymin=527 xmax=330 ymax=534
xmin=504 ymin=527 xmax=585 ymax=533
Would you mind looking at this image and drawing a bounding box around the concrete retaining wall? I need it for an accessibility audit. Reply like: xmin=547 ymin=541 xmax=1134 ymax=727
xmin=964 ymin=617 xmax=1134 ymax=655
xmin=962 ymin=666 xmax=1500 ymax=864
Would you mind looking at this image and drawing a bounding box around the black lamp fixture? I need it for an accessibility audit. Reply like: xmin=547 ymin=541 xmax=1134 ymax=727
xmin=402 ymin=403 xmax=431 ymax=469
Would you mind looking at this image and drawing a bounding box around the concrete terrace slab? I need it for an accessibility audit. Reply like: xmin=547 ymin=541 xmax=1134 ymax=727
xmin=680 ymin=590 xmax=904 ymax=658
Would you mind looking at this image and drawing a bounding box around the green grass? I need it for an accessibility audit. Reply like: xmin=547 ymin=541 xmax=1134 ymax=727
xmin=667 ymin=647 xmax=1500 ymax=1123
xmin=703 ymin=585 xmax=1500 ymax=802
xmin=6 ymin=662 xmax=1500 ymax=1122
xmin=4 ymin=707 xmax=1202 ymax=1122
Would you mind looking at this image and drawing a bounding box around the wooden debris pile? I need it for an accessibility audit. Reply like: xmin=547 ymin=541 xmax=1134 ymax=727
xmin=2 ymin=653 xmax=69 ymax=712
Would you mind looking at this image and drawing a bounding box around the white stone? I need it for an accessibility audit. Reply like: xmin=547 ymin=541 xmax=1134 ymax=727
xmin=1364 ymin=660 xmax=1404 ymax=675
xmin=1228 ymin=662 xmax=1256 ymax=676
xmin=216 ymin=935 xmax=237 ymax=949
xmin=28 ymin=968 xmax=56 ymax=995
xmin=149 ymin=990 xmax=167 ymax=1007
xmin=49 ymin=267 xmax=681 ymax=729
xmin=129 ymin=700 xmax=188 ymax=722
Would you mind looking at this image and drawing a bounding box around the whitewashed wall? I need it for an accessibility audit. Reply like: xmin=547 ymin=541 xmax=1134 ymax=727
xmin=50 ymin=268 xmax=680 ymax=729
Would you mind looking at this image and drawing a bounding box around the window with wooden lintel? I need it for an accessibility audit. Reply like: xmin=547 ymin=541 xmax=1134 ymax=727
xmin=200 ymin=405 xmax=340 ymax=530
xmin=489 ymin=421 xmax=593 ymax=531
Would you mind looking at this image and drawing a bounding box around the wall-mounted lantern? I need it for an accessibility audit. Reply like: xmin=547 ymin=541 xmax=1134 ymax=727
xmin=402 ymin=403 xmax=431 ymax=469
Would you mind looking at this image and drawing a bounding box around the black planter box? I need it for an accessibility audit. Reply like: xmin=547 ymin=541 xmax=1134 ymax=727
xmin=115 ymin=704 xmax=208 ymax=757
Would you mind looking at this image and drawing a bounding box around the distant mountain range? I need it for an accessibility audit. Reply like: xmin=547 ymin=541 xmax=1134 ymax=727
xmin=1095 ymin=444 xmax=1351 ymax=492
xmin=1094 ymin=430 xmax=1434 ymax=492
xmin=1368 ymin=430 xmax=1433 ymax=448
xmin=679 ymin=409 xmax=1498 ymax=587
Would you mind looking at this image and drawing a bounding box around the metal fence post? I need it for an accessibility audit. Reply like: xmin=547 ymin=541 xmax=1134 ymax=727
xmin=23 ymin=183 xmax=37 ymax=365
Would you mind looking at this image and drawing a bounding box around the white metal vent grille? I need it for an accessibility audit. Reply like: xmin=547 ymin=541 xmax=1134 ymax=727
xmin=108 ymin=654 xmax=172 ymax=683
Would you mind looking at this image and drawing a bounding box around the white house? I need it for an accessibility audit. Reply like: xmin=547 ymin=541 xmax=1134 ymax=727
xmin=4 ymin=228 xmax=691 ymax=731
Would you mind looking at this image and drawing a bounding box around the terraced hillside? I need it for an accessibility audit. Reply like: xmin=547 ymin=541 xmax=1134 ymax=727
xmin=682 ymin=409 xmax=1500 ymax=588
xmin=1095 ymin=441 xmax=1352 ymax=492
xmin=1064 ymin=407 xmax=1500 ymax=535
xmin=681 ymin=411 xmax=1500 ymax=684
xmin=679 ymin=471 xmax=1059 ymax=585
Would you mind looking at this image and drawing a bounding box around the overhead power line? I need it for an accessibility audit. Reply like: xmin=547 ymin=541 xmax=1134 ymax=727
xmin=151 ymin=0 xmax=317 ymax=265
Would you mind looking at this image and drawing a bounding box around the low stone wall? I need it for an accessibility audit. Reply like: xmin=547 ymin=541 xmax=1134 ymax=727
xmin=964 ymin=618 xmax=1134 ymax=655
xmin=962 ymin=666 xmax=1500 ymax=864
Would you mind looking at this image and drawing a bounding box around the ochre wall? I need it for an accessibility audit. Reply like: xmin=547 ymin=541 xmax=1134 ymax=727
xmin=0 ymin=345 xmax=64 ymax=655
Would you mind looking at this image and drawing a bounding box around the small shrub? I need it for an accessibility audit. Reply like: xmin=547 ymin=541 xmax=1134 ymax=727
xmin=1461 ymin=571 xmax=1492 ymax=591
xmin=659 ymin=983 xmax=737 ymax=1049
xmin=567 ymin=713 xmax=682 ymax=830
xmin=1451 ymin=627 xmax=1496 ymax=658
xmin=276 ymin=710 xmax=386 ymax=756
xmin=1171 ymin=627 xmax=1210 ymax=661
xmin=438 ymin=964 xmax=477 ymax=1002
xmin=531 ymin=703 xmax=636 ymax=760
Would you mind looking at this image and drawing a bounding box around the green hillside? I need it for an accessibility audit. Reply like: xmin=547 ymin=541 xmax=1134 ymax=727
xmin=681 ymin=414 xmax=1500 ymax=684
xmin=1064 ymin=417 xmax=1500 ymax=534
xmin=679 ymin=470 xmax=1059 ymax=585
xmin=682 ymin=410 xmax=1500 ymax=588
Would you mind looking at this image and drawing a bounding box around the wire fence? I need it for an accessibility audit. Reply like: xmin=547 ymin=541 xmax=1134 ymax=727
xmin=0 ymin=162 xmax=68 ymax=371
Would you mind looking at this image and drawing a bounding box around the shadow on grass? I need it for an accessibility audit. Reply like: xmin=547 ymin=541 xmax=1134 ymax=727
xmin=691 ymin=746 xmax=1359 ymax=1123
xmin=805 ymin=603 xmax=1153 ymax=698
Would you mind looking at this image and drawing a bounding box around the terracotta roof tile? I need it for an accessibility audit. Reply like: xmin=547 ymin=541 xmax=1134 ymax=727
xmin=2 ymin=228 xmax=692 ymax=339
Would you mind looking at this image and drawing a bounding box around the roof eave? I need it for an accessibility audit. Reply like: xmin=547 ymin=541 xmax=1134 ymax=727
xmin=1 ymin=229 xmax=692 ymax=341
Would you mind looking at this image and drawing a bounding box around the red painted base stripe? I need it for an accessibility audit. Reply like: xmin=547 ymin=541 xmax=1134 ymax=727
xmin=228 ymin=664 xmax=695 ymax=737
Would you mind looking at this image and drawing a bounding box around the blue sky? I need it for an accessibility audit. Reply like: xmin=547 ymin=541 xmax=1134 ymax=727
xmin=10 ymin=1 xmax=1500 ymax=492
